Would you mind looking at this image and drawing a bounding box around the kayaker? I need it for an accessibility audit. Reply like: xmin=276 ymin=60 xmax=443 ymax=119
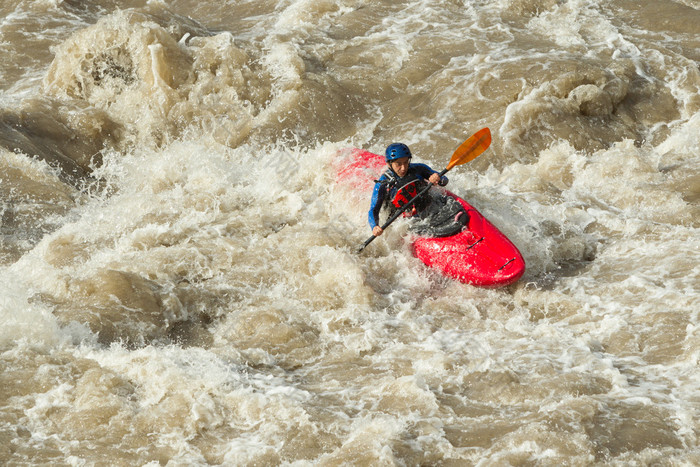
xmin=368 ymin=143 xmax=467 ymax=238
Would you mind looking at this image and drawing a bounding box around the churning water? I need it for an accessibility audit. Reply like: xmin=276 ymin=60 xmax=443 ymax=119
xmin=1 ymin=0 xmax=698 ymax=464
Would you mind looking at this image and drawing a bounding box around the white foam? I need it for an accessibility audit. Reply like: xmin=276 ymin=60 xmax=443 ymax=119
xmin=1 ymin=0 xmax=699 ymax=464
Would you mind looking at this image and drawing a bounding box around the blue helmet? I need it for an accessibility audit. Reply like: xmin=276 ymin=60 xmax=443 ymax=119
xmin=385 ymin=143 xmax=412 ymax=162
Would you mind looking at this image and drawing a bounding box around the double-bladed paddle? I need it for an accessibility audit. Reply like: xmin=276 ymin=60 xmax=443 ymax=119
xmin=358 ymin=127 xmax=492 ymax=253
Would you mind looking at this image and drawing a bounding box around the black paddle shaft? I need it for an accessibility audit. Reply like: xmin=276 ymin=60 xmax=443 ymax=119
xmin=357 ymin=168 xmax=447 ymax=253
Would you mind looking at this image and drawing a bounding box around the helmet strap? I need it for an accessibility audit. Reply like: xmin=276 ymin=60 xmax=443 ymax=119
xmin=386 ymin=163 xmax=402 ymax=180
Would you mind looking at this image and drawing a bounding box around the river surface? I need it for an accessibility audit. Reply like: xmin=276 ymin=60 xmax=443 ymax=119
xmin=1 ymin=0 xmax=699 ymax=465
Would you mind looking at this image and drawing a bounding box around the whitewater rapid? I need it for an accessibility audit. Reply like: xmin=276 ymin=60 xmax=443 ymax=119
xmin=1 ymin=0 xmax=698 ymax=464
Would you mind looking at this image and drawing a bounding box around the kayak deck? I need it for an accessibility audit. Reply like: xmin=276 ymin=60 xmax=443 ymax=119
xmin=413 ymin=192 xmax=525 ymax=287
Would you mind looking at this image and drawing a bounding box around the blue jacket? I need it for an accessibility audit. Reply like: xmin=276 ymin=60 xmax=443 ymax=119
xmin=368 ymin=163 xmax=448 ymax=229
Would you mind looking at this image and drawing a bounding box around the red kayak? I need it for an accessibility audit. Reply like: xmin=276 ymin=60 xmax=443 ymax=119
xmin=337 ymin=149 xmax=526 ymax=288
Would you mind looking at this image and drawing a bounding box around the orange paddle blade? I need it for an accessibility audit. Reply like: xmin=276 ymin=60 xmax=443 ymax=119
xmin=446 ymin=127 xmax=491 ymax=171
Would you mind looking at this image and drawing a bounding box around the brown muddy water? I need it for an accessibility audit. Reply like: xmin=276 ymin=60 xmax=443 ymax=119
xmin=1 ymin=0 xmax=698 ymax=465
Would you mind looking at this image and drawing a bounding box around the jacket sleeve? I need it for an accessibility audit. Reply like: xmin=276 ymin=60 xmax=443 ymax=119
xmin=412 ymin=163 xmax=448 ymax=186
xmin=368 ymin=178 xmax=387 ymax=230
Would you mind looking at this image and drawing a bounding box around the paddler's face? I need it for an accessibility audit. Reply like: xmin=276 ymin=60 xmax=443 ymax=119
xmin=390 ymin=157 xmax=410 ymax=177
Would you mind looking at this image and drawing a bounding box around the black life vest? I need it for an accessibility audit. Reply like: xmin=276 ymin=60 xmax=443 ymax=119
xmin=391 ymin=179 xmax=421 ymax=208
xmin=381 ymin=169 xmax=429 ymax=215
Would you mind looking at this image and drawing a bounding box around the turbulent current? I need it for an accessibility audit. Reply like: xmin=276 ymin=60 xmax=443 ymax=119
xmin=1 ymin=0 xmax=698 ymax=465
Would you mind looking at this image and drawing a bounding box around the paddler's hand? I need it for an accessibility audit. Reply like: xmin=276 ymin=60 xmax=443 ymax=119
xmin=429 ymin=173 xmax=441 ymax=185
xmin=373 ymin=226 xmax=383 ymax=236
